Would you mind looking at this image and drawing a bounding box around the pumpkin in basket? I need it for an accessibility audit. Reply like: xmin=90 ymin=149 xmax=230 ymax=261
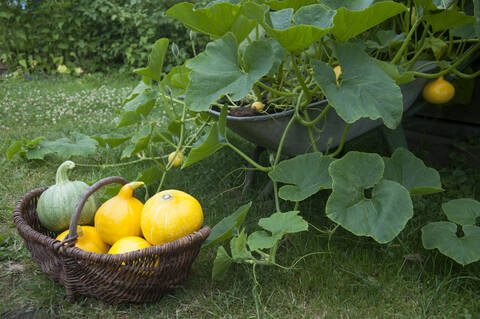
xmin=141 ymin=190 xmax=203 ymax=245
xmin=94 ymin=182 xmax=144 ymax=245
xmin=108 ymin=236 xmax=151 ymax=254
xmin=56 ymin=226 xmax=109 ymax=254
xmin=37 ymin=161 xmax=97 ymax=233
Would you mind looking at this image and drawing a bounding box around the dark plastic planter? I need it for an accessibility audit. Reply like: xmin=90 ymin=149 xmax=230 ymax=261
xmin=209 ymin=63 xmax=436 ymax=156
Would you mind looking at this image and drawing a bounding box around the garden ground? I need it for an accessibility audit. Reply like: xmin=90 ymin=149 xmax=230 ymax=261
xmin=0 ymin=74 xmax=479 ymax=318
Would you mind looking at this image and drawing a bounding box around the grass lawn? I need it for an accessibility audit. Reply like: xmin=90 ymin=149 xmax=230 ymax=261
xmin=1 ymin=73 xmax=479 ymax=318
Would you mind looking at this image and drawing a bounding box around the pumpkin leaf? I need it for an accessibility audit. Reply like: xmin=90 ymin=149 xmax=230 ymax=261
xmin=160 ymin=65 xmax=190 ymax=97
xmin=202 ymin=202 xmax=252 ymax=249
xmin=383 ymin=147 xmax=443 ymax=195
xmin=258 ymin=211 xmax=308 ymax=237
xmin=183 ymin=123 xmax=227 ymax=168
xmin=424 ymin=37 xmax=448 ymax=61
xmin=329 ymin=1 xmax=407 ymax=42
xmin=117 ymin=89 xmax=157 ymax=128
xmin=326 ymin=152 xmax=414 ymax=243
xmin=247 ymin=230 xmax=279 ymax=251
xmin=425 ymin=9 xmax=476 ymax=32
xmin=230 ymin=229 xmax=254 ymax=261
xmin=374 ymin=60 xmax=415 ymax=85
xmin=166 ymin=2 xmax=256 ymax=42
xmin=312 ymin=42 xmax=403 ymax=129
xmin=442 ymin=198 xmax=480 ymax=226
xmin=259 ymin=0 xmax=318 ymax=11
xmin=6 ymin=140 xmax=26 ymax=160
xmin=92 ymin=134 xmax=130 ymax=149
xmin=185 ymin=33 xmax=273 ymax=112
xmin=26 ymin=133 xmax=98 ymax=160
xmin=268 ymin=152 xmax=334 ymax=201
xmin=212 ymin=246 xmax=233 ymax=280
xmin=242 ymin=2 xmax=334 ymax=53
xmin=422 ymin=222 xmax=480 ymax=265
xmin=120 ymin=125 xmax=153 ymax=159
xmin=134 ymin=38 xmax=169 ymax=81
xmin=137 ymin=165 xmax=165 ymax=186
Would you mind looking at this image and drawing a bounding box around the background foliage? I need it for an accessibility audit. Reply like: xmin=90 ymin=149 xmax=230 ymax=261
xmin=0 ymin=0 xmax=208 ymax=73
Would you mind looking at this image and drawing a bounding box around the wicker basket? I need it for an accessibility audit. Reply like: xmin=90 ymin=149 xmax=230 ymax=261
xmin=13 ymin=176 xmax=210 ymax=303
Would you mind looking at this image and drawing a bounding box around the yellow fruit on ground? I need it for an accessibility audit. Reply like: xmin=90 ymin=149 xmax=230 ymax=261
xmin=94 ymin=181 xmax=144 ymax=245
xmin=108 ymin=236 xmax=152 ymax=254
xmin=168 ymin=151 xmax=183 ymax=167
xmin=422 ymin=76 xmax=455 ymax=104
xmin=141 ymin=190 xmax=203 ymax=245
xmin=56 ymin=226 xmax=109 ymax=254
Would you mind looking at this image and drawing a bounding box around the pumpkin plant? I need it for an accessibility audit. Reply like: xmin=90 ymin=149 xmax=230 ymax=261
xmin=106 ymin=0 xmax=480 ymax=290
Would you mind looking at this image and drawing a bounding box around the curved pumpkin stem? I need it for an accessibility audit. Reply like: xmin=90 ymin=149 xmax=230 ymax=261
xmin=55 ymin=160 xmax=75 ymax=184
xmin=118 ymin=181 xmax=144 ymax=199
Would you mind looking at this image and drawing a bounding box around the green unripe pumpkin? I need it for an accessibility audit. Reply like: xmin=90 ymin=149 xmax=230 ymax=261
xmin=37 ymin=161 xmax=97 ymax=233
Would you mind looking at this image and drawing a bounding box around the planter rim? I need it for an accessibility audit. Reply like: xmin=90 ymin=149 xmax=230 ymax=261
xmin=209 ymin=99 xmax=328 ymax=122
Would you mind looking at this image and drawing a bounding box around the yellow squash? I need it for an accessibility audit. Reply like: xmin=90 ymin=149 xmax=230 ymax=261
xmin=56 ymin=226 xmax=109 ymax=254
xmin=108 ymin=236 xmax=152 ymax=254
xmin=168 ymin=151 xmax=183 ymax=167
xmin=94 ymin=182 xmax=144 ymax=245
xmin=141 ymin=190 xmax=203 ymax=245
xmin=422 ymin=76 xmax=455 ymax=104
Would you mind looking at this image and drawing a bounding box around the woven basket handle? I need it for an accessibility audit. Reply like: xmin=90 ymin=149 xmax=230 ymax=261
xmin=62 ymin=176 xmax=128 ymax=246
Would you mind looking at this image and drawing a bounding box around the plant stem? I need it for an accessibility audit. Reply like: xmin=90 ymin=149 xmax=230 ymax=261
xmin=328 ymin=123 xmax=350 ymax=157
xmin=227 ymin=144 xmax=271 ymax=172
xmin=452 ymin=68 xmax=480 ymax=79
xmin=291 ymin=54 xmax=311 ymax=103
xmin=402 ymin=22 xmax=430 ymax=70
xmin=255 ymin=81 xmax=295 ymax=97
xmin=295 ymin=104 xmax=331 ymax=127
xmin=273 ymin=107 xmax=297 ymax=166
xmin=410 ymin=41 xmax=480 ymax=78
xmin=273 ymin=180 xmax=281 ymax=213
xmin=391 ymin=17 xmax=423 ymax=64
xmin=75 ymin=156 xmax=167 ymax=168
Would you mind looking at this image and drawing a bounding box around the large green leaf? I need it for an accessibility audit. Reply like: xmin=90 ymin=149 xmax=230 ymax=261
xmin=268 ymin=152 xmax=334 ymax=201
xmin=375 ymin=60 xmax=415 ymax=85
xmin=120 ymin=125 xmax=153 ymax=159
xmin=117 ymin=88 xmax=157 ymax=128
xmin=202 ymin=202 xmax=252 ymax=248
xmin=442 ymin=198 xmax=480 ymax=226
xmin=365 ymin=30 xmax=405 ymax=51
xmin=425 ymin=10 xmax=476 ymax=32
xmin=230 ymin=230 xmax=254 ymax=261
xmin=92 ymin=134 xmax=130 ymax=149
xmin=134 ymin=39 xmax=169 ymax=81
xmin=137 ymin=165 xmax=165 ymax=186
xmin=166 ymin=2 xmax=256 ymax=42
xmin=185 ymin=33 xmax=273 ymax=111
xmin=26 ymin=133 xmax=98 ymax=160
xmin=160 ymin=65 xmax=190 ymax=97
xmin=259 ymin=0 xmax=318 ymax=11
xmin=258 ymin=211 xmax=309 ymax=237
xmin=247 ymin=231 xmax=278 ymax=251
xmin=183 ymin=123 xmax=226 ymax=168
xmin=242 ymin=2 xmax=334 ymax=52
xmin=212 ymin=246 xmax=233 ymax=280
xmin=414 ymin=0 xmax=456 ymax=12
xmin=383 ymin=147 xmax=443 ymax=195
xmin=312 ymin=42 xmax=403 ymax=129
xmin=331 ymin=1 xmax=407 ymax=42
xmin=326 ymin=152 xmax=413 ymax=243
xmin=422 ymin=222 xmax=480 ymax=265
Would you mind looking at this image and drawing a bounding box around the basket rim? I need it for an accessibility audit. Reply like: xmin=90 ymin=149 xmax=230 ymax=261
xmin=13 ymin=186 xmax=211 ymax=263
